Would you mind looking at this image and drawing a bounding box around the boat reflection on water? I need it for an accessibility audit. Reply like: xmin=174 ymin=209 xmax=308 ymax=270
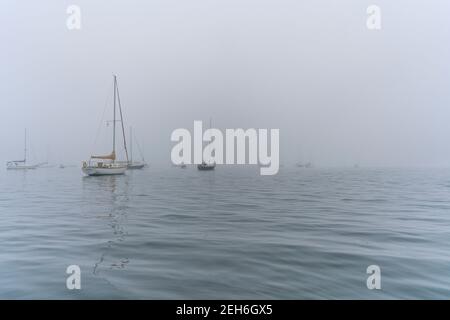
xmin=81 ymin=174 xmax=131 ymax=278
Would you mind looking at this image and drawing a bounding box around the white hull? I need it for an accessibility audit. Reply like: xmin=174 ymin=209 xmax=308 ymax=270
xmin=82 ymin=166 xmax=127 ymax=176
xmin=7 ymin=165 xmax=38 ymax=170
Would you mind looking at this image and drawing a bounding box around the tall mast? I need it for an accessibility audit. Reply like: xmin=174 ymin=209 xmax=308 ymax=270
xmin=113 ymin=75 xmax=117 ymax=158
xmin=116 ymin=77 xmax=129 ymax=163
xmin=24 ymin=128 xmax=27 ymax=163
xmin=202 ymin=118 xmax=212 ymax=163
xmin=130 ymin=126 xmax=133 ymax=164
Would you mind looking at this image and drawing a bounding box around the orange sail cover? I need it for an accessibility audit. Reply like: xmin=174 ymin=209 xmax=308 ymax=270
xmin=91 ymin=151 xmax=116 ymax=160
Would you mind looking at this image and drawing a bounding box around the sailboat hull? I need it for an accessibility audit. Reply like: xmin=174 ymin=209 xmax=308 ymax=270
xmin=7 ymin=165 xmax=38 ymax=170
xmin=82 ymin=166 xmax=127 ymax=176
xmin=127 ymin=163 xmax=145 ymax=169
xmin=197 ymin=164 xmax=216 ymax=170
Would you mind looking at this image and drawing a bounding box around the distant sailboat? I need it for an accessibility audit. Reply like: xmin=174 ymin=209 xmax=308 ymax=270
xmin=82 ymin=75 xmax=129 ymax=176
xmin=197 ymin=160 xmax=216 ymax=170
xmin=38 ymin=161 xmax=56 ymax=168
xmin=38 ymin=147 xmax=56 ymax=168
xmin=197 ymin=118 xmax=216 ymax=171
xmin=296 ymin=162 xmax=313 ymax=168
xmin=127 ymin=126 xmax=147 ymax=170
xmin=6 ymin=129 xmax=38 ymax=170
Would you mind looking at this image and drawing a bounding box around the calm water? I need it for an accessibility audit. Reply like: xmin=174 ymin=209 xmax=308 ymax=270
xmin=1 ymin=166 xmax=450 ymax=299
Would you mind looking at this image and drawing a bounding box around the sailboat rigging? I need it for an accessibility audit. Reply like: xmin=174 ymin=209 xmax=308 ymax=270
xmin=127 ymin=126 xmax=147 ymax=169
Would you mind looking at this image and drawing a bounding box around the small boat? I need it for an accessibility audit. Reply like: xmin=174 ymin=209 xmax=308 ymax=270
xmin=296 ymin=162 xmax=313 ymax=168
xmin=197 ymin=161 xmax=216 ymax=170
xmin=60 ymin=164 xmax=77 ymax=168
xmin=6 ymin=129 xmax=38 ymax=170
xmin=82 ymin=75 xmax=129 ymax=176
xmin=37 ymin=162 xmax=56 ymax=168
xmin=127 ymin=126 xmax=147 ymax=170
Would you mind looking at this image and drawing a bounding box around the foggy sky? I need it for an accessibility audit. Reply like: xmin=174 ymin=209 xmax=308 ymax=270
xmin=1 ymin=1 xmax=449 ymax=167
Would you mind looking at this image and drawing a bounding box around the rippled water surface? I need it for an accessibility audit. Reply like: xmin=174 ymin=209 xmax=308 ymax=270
xmin=1 ymin=166 xmax=450 ymax=299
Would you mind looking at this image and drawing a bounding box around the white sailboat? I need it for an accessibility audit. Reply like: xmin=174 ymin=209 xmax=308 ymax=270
xmin=127 ymin=126 xmax=147 ymax=170
xmin=6 ymin=129 xmax=39 ymax=170
xmin=82 ymin=75 xmax=129 ymax=176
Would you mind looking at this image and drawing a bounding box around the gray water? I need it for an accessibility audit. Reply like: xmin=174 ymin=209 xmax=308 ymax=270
xmin=1 ymin=166 xmax=450 ymax=299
